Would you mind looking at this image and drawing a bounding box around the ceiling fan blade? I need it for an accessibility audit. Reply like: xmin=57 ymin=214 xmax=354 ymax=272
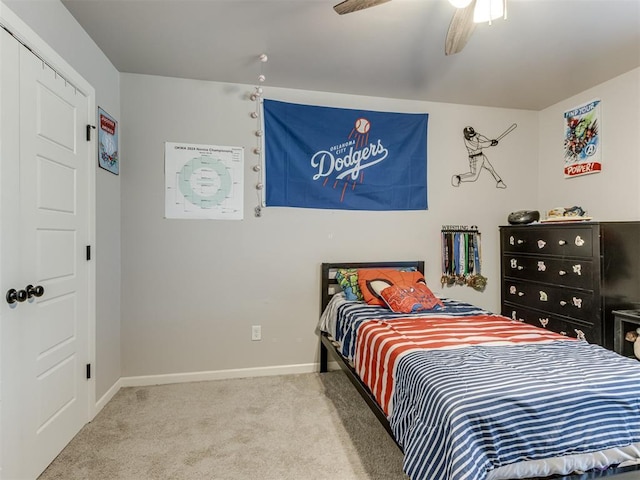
xmin=445 ymin=0 xmax=477 ymax=55
xmin=333 ymin=0 xmax=391 ymax=15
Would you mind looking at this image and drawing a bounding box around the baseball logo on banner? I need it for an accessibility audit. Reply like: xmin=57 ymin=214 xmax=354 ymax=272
xmin=355 ymin=117 xmax=370 ymax=134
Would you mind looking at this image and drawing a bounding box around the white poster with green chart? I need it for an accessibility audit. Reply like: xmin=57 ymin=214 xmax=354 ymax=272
xmin=165 ymin=142 xmax=244 ymax=219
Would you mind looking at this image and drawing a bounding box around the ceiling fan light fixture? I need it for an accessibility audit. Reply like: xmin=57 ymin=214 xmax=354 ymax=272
xmin=448 ymin=0 xmax=473 ymax=8
xmin=473 ymin=0 xmax=505 ymax=24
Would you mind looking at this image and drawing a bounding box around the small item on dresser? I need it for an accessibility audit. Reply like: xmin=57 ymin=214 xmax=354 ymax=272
xmin=507 ymin=210 xmax=540 ymax=225
xmin=541 ymin=206 xmax=592 ymax=222
xmin=625 ymin=329 xmax=640 ymax=360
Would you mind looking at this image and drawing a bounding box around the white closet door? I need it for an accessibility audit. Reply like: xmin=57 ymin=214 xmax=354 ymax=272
xmin=1 ymin=28 xmax=91 ymax=479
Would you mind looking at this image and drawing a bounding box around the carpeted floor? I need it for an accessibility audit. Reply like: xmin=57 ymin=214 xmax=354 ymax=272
xmin=38 ymin=371 xmax=409 ymax=480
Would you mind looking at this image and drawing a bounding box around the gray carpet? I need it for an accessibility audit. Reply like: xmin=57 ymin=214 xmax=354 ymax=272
xmin=38 ymin=371 xmax=409 ymax=480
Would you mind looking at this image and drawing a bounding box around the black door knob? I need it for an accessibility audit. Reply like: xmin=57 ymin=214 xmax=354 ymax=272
xmin=6 ymin=288 xmax=28 ymax=304
xmin=26 ymin=284 xmax=45 ymax=299
xmin=6 ymin=289 xmax=17 ymax=304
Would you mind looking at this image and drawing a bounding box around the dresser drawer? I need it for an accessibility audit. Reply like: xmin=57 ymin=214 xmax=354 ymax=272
xmin=502 ymin=304 xmax=599 ymax=344
xmin=502 ymin=227 xmax=594 ymax=257
xmin=502 ymin=255 xmax=594 ymax=289
xmin=503 ymin=279 xmax=595 ymax=322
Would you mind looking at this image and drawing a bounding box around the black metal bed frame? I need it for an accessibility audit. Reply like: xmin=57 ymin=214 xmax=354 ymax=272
xmin=319 ymin=261 xmax=424 ymax=448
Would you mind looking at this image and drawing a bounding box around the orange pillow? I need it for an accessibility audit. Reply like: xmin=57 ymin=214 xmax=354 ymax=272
xmin=380 ymin=283 xmax=444 ymax=313
xmin=357 ymin=269 xmax=426 ymax=307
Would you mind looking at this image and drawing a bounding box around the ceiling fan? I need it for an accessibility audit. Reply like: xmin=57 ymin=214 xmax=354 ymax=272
xmin=332 ymin=0 xmax=504 ymax=55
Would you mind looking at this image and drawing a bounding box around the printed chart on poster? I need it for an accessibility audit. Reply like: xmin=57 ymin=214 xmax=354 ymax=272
xmin=165 ymin=142 xmax=244 ymax=219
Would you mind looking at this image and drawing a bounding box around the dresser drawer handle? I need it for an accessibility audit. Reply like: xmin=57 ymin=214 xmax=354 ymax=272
xmin=558 ymin=270 xmax=567 ymax=276
xmin=558 ymin=240 xmax=567 ymax=246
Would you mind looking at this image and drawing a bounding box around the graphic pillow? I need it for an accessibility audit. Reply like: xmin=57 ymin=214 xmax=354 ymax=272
xmin=380 ymin=282 xmax=444 ymax=313
xmin=357 ymin=269 xmax=426 ymax=307
xmin=335 ymin=267 xmax=418 ymax=301
xmin=335 ymin=268 xmax=362 ymax=301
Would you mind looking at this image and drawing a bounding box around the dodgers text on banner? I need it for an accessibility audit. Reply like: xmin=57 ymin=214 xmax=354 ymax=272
xmin=263 ymin=99 xmax=428 ymax=211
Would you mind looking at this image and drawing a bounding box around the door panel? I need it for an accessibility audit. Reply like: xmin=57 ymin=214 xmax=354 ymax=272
xmin=37 ymin=156 xmax=77 ymax=213
xmin=36 ymin=229 xmax=77 ymax=281
xmin=36 ymin=81 xmax=77 ymax=151
xmin=37 ymin=294 xmax=76 ymax=353
xmin=38 ymin=355 xmax=77 ymax=428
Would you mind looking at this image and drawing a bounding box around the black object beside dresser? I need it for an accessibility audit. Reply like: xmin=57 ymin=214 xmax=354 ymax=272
xmin=500 ymin=222 xmax=640 ymax=350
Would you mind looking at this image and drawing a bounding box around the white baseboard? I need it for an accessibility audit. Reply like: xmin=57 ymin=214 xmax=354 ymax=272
xmin=92 ymin=361 xmax=341 ymax=415
xmin=119 ymin=362 xmax=337 ymax=388
xmin=94 ymin=377 xmax=123 ymax=416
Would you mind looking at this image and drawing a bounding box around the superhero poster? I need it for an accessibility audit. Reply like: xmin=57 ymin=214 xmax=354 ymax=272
xmin=563 ymin=99 xmax=601 ymax=178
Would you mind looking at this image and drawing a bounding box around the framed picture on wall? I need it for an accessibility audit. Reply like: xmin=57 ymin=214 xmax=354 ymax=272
xmin=98 ymin=107 xmax=119 ymax=175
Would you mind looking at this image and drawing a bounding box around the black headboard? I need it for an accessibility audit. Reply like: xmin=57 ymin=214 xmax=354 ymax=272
xmin=320 ymin=261 xmax=425 ymax=314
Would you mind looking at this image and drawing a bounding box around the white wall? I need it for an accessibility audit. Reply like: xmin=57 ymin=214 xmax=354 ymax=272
xmin=4 ymin=0 xmax=121 ymax=402
xmin=120 ymin=73 xmax=538 ymax=377
xmin=538 ymin=68 xmax=640 ymax=219
xmin=5 ymin=0 xmax=639 ymax=384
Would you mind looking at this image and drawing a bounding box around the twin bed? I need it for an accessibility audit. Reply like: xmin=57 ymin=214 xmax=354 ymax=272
xmin=318 ymin=261 xmax=640 ymax=480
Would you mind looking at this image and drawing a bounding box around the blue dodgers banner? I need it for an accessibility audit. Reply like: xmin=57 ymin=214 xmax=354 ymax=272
xmin=263 ymin=99 xmax=428 ymax=211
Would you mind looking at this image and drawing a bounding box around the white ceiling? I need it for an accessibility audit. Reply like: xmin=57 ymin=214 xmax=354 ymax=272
xmin=61 ymin=0 xmax=640 ymax=111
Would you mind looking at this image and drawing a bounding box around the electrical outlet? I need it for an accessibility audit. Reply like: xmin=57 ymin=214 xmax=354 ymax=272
xmin=251 ymin=325 xmax=262 ymax=341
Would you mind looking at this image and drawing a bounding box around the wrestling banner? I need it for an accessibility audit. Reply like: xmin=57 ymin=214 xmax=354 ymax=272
xmin=263 ymin=99 xmax=428 ymax=210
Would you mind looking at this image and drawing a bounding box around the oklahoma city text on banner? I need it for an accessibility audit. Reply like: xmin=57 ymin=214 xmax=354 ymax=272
xmin=263 ymin=99 xmax=428 ymax=210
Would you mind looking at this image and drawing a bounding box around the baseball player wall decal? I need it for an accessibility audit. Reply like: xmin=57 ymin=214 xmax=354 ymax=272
xmin=451 ymin=123 xmax=517 ymax=189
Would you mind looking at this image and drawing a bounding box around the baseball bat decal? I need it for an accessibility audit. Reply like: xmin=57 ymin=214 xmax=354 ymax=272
xmin=496 ymin=123 xmax=517 ymax=141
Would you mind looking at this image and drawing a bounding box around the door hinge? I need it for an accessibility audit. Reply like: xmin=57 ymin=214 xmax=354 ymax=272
xmin=86 ymin=245 xmax=91 ymax=261
xmin=86 ymin=363 xmax=91 ymax=379
xmin=86 ymin=124 xmax=96 ymax=141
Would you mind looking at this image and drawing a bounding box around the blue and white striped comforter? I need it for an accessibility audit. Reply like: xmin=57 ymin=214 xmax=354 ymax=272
xmin=392 ymin=341 xmax=640 ymax=480
xmin=319 ymin=294 xmax=640 ymax=480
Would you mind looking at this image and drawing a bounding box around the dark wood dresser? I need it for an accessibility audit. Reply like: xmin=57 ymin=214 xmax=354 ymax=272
xmin=500 ymin=221 xmax=640 ymax=350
